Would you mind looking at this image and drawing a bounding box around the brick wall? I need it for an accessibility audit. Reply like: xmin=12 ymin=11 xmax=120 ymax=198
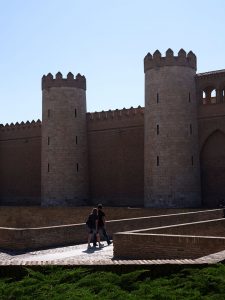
xmin=0 ymin=208 xmax=222 ymax=251
xmin=146 ymin=218 xmax=225 ymax=237
xmin=87 ymin=107 xmax=144 ymax=207
xmin=0 ymin=123 xmax=41 ymax=205
xmin=198 ymin=104 xmax=225 ymax=207
xmin=41 ymin=81 xmax=89 ymax=206
xmin=0 ymin=206 xmax=195 ymax=227
xmin=113 ymin=232 xmax=225 ymax=259
xmin=113 ymin=213 xmax=225 ymax=260
xmin=144 ymin=60 xmax=201 ymax=208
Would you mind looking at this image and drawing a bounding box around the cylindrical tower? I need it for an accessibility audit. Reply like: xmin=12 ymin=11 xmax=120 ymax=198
xmin=41 ymin=72 xmax=89 ymax=206
xmin=144 ymin=48 xmax=201 ymax=207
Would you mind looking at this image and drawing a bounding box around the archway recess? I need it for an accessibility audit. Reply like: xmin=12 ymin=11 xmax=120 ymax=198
xmin=200 ymin=130 xmax=225 ymax=207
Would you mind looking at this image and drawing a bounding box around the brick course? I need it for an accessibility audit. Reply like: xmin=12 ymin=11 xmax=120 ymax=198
xmin=0 ymin=208 xmax=222 ymax=251
xmin=0 ymin=50 xmax=225 ymax=207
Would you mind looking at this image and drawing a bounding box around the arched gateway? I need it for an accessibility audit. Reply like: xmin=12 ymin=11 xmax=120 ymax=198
xmin=201 ymin=130 xmax=225 ymax=207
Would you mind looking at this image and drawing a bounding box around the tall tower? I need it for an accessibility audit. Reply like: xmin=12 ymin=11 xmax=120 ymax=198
xmin=144 ymin=49 xmax=201 ymax=207
xmin=41 ymin=72 xmax=89 ymax=206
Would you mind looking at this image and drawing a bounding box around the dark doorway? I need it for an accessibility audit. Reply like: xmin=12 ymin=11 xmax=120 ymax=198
xmin=200 ymin=130 xmax=225 ymax=207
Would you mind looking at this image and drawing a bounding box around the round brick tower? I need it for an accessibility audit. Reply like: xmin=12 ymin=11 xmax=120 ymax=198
xmin=41 ymin=72 xmax=89 ymax=206
xmin=144 ymin=49 xmax=201 ymax=207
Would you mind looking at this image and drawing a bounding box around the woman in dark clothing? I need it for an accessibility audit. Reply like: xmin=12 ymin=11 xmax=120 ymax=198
xmin=86 ymin=208 xmax=102 ymax=249
xmin=93 ymin=204 xmax=111 ymax=246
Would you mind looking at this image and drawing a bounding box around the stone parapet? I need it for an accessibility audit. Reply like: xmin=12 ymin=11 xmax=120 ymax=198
xmin=87 ymin=106 xmax=144 ymax=121
xmin=0 ymin=120 xmax=41 ymax=132
xmin=144 ymin=49 xmax=196 ymax=72
xmin=42 ymin=72 xmax=86 ymax=90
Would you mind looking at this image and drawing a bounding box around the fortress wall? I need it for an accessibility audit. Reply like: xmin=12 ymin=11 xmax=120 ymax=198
xmin=87 ymin=107 xmax=144 ymax=206
xmin=197 ymin=104 xmax=225 ymax=207
xmin=0 ymin=122 xmax=41 ymax=205
xmin=198 ymin=103 xmax=225 ymax=149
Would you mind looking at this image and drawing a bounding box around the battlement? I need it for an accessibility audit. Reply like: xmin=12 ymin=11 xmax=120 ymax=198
xmin=42 ymin=72 xmax=86 ymax=90
xmin=144 ymin=48 xmax=197 ymax=72
xmin=87 ymin=106 xmax=144 ymax=121
xmin=0 ymin=120 xmax=41 ymax=132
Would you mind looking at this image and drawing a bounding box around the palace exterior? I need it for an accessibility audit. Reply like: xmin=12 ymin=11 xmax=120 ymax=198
xmin=1 ymin=49 xmax=225 ymax=208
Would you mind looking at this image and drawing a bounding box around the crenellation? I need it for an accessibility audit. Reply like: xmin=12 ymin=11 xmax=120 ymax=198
xmin=187 ymin=51 xmax=197 ymax=69
xmin=144 ymin=48 xmax=201 ymax=208
xmin=0 ymin=120 xmax=42 ymax=131
xmin=178 ymin=48 xmax=186 ymax=60
xmin=86 ymin=106 xmax=144 ymax=121
xmin=144 ymin=48 xmax=197 ymax=72
xmin=166 ymin=48 xmax=174 ymax=58
xmin=1 ymin=48 xmax=225 ymax=208
xmin=42 ymin=72 xmax=86 ymax=91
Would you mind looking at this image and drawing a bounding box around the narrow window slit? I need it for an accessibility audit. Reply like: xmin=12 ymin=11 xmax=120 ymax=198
xmin=157 ymin=156 xmax=159 ymax=166
xmin=157 ymin=125 xmax=159 ymax=135
xmin=76 ymin=163 xmax=79 ymax=172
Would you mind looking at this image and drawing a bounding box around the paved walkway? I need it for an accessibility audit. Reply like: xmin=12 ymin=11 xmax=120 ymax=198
xmin=0 ymin=242 xmax=225 ymax=266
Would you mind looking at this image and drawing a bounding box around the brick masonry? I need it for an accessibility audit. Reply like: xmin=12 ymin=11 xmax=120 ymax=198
xmin=144 ymin=50 xmax=201 ymax=207
xmin=113 ymin=213 xmax=225 ymax=260
xmin=0 ymin=49 xmax=225 ymax=207
xmin=0 ymin=208 xmax=222 ymax=251
xmin=41 ymin=73 xmax=89 ymax=206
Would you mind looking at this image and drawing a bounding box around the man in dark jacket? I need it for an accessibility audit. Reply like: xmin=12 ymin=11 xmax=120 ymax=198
xmin=93 ymin=204 xmax=111 ymax=246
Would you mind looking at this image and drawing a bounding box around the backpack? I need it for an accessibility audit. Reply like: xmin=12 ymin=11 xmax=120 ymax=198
xmin=86 ymin=214 xmax=93 ymax=228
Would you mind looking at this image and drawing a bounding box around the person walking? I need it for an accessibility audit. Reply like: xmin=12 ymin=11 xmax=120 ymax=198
xmin=93 ymin=204 xmax=111 ymax=246
xmin=86 ymin=208 xmax=102 ymax=249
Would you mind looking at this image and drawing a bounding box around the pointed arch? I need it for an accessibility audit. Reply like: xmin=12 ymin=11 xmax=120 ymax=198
xmin=200 ymin=129 xmax=225 ymax=207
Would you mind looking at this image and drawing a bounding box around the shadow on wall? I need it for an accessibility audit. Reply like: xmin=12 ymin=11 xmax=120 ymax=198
xmin=200 ymin=130 xmax=225 ymax=208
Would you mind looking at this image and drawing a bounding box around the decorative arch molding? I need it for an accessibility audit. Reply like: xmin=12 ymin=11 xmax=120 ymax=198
xmin=200 ymin=129 xmax=225 ymax=152
xmin=200 ymin=129 xmax=225 ymax=207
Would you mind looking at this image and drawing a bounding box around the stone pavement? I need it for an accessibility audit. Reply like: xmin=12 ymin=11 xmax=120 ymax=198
xmin=0 ymin=242 xmax=225 ymax=266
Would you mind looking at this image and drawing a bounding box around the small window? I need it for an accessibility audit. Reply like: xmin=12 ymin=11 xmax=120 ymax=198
xmin=157 ymin=93 xmax=159 ymax=103
xmin=191 ymin=156 xmax=194 ymax=166
xmin=190 ymin=124 xmax=192 ymax=135
xmin=76 ymin=136 xmax=78 ymax=144
xmin=157 ymin=156 xmax=159 ymax=166
xmin=76 ymin=163 xmax=79 ymax=172
xmin=157 ymin=124 xmax=159 ymax=135
xmin=48 ymin=137 xmax=50 ymax=145
xmin=48 ymin=109 xmax=50 ymax=118
xmin=75 ymin=108 xmax=77 ymax=118
xmin=189 ymin=92 xmax=191 ymax=103
xmin=48 ymin=163 xmax=50 ymax=172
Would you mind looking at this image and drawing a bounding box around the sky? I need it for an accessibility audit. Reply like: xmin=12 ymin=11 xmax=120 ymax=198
xmin=0 ymin=0 xmax=225 ymax=124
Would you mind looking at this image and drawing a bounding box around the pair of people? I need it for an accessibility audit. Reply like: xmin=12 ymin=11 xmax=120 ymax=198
xmin=86 ymin=204 xmax=111 ymax=249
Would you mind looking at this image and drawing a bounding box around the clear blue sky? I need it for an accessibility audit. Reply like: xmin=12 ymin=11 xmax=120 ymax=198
xmin=0 ymin=0 xmax=225 ymax=124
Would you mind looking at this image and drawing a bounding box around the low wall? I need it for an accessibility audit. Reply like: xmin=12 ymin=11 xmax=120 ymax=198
xmin=113 ymin=232 xmax=225 ymax=259
xmin=147 ymin=218 xmax=225 ymax=237
xmin=0 ymin=207 xmax=194 ymax=227
xmin=113 ymin=217 xmax=225 ymax=260
xmin=108 ymin=209 xmax=223 ymax=234
xmin=0 ymin=209 xmax=223 ymax=251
